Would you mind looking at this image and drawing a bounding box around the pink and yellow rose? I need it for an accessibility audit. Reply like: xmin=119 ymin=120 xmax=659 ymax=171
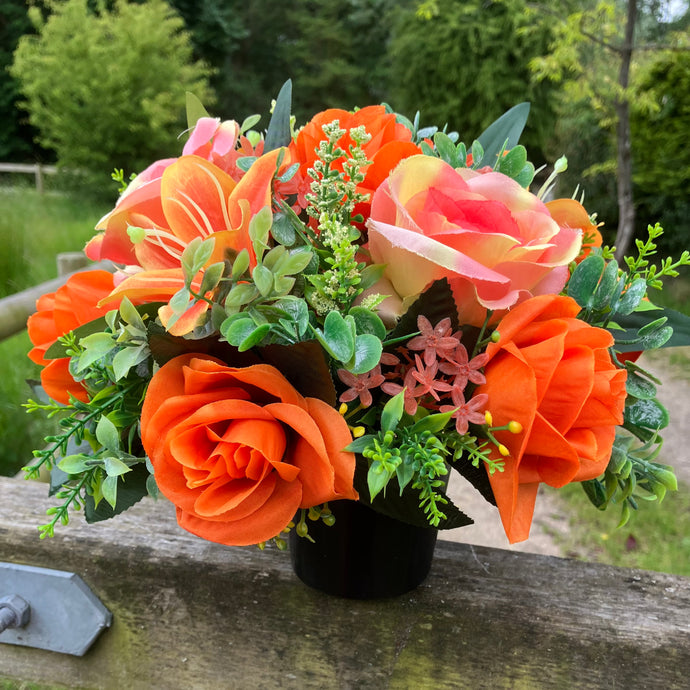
xmin=366 ymin=155 xmax=583 ymax=325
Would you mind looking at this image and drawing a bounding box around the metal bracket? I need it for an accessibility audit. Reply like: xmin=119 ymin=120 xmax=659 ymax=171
xmin=0 ymin=563 xmax=112 ymax=656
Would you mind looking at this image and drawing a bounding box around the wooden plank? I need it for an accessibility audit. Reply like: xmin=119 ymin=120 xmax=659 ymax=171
xmin=1 ymin=476 xmax=688 ymax=689
xmin=0 ymin=163 xmax=57 ymax=174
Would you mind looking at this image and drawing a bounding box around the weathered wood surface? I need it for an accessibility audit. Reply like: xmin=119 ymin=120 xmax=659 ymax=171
xmin=1 ymin=476 xmax=688 ymax=690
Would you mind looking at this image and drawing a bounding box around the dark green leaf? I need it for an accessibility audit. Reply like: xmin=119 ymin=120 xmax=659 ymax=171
xmin=567 ymin=254 xmax=605 ymax=309
xmin=185 ymin=91 xmax=210 ymax=131
xmin=408 ymin=410 xmax=454 ymax=435
xmin=320 ymin=310 xmax=355 ymax=362
xmin=264 ymin=79 xmax=292 ymax=152
xmin=475 ymin=102 xmax=530 ymax=169
xmin=84 ymin=462 xmax=150 ymax=523
xmin=625 ymin=398 xmax=669 ymax=430
xmin=446 ymin=454 xmax=496 ymax=506
xmin=271 ymin=212 xmax=297 ymax=246
xmin=612 ymin=306 xmax=690 ymax=351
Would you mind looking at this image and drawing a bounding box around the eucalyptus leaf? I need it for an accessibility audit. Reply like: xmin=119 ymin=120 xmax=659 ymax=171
xmin=253 ymin=264 xmax=274 ymax=297
xmin=236 ymin=156 xmax=257 ymax=172
xmin=347 ymin=333 xmax=383 ymax=375
xmin=591 ymin=260 xmax=620 ymax=311
xmin=199 ymin=261 xmax=225 ymax=294
xmin=618 ymin=278 xmax=648 ymax=315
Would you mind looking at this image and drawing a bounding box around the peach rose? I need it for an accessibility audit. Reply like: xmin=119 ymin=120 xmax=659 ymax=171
xmin=141 ymin=355 xmax=358 ymax=546
xmin=546 ymin=198 xmax=603 ymax=263
xmin=366 ymin=155 xmax=583 ymax=325
xmin=475 ymin=295 xmax=627 ymax=543
xmin=27 ymin=270 xmax=116 ymax=404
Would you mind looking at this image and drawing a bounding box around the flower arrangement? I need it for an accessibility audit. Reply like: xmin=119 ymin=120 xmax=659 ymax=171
xmin=25 ymin=81 xmax=689 ymax=552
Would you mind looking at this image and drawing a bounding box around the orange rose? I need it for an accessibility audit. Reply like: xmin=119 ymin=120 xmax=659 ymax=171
xmin=475 ymin=295 xmax=627 ymax=543
xmin=27 ymin=270 xmax=116 ymax=404
xmin=290 ymin=105 xmax=420 ymax=220
xmin=546 ymin=198 xmax=603 ymax=263
xmin=141 ymin=355 xmax=358 ymax=546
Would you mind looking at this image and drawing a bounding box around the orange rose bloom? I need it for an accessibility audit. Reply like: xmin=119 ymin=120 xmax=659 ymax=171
xmin=141 ymin=354 xmax=358 ymax=546
xmin=475 ymin=295 xmax=627 ymax=543
xmin=546 ymin=198 xmax=603 ymax=263
xmin=290 ymin=105 xmax=420 ymax=219
xmin=27 ymin=270 xmax=116 ymax=404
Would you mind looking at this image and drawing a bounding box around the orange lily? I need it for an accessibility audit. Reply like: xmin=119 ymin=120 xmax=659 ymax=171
xmin=94 ymin=150 xmax=283 ymax=334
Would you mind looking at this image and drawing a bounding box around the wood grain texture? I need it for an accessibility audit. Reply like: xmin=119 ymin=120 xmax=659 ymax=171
xmin=0 ymin=476 xmax=688 ymax=689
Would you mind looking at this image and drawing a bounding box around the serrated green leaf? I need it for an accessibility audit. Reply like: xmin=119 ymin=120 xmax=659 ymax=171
xmin=433 ymin=131 xmax=460 ymax=166
xmin=84 ymin=462 xmax=150 ymax=523
xmin=514 ymin=162 xmax=535 ymax=187
xmin=581 ymin=478 xmax=607 ymax=509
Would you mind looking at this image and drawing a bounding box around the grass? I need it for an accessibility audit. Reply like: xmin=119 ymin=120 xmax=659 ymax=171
xmin=547 ymin=482 xmax=690 ymax=577
xmin=0 ymin=184 xmax=110 ymax=476
xmin=0 ymin=182 xmax=109 ymax=297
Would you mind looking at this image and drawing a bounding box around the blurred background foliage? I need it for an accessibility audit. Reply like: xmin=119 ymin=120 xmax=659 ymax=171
xmin=2 ymin=0 xmax=688 ymax=247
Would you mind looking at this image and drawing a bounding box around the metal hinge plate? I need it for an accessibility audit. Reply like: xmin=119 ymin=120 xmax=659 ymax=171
xmin=0 ymin=562 xmax=112 ymax=656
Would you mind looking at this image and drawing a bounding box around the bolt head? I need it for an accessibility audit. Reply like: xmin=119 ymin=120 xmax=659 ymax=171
xmin=0 ymin=594 xmax=31 ymax=628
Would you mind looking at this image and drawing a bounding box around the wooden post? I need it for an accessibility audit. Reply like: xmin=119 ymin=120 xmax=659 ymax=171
xmin=35 ymin=164 xmax=44 ymax=194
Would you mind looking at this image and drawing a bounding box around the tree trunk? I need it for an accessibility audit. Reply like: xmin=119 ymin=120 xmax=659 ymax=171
xmin=614 ymin=0 xmax=637 ymax=261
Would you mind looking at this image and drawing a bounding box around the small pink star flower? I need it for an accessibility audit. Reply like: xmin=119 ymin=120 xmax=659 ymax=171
xmin=439 ymin=346 xmax=488 ymax=389
xmin=440 ymin=388 xmax=489 ymax=435
xmin=337 ymin=366 xmax=385 ymax=408
xmin=407 ymin=316 xmax=460 ymax=366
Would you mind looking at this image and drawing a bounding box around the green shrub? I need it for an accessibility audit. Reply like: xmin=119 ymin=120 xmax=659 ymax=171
xmin=11 ymin=0 xmax=212 ymax=192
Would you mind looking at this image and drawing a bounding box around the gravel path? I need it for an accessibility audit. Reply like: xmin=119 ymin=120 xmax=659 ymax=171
xmin=443 ymin=346 xmax=690 ymax=555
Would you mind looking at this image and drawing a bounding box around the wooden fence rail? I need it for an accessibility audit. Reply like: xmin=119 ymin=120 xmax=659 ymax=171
xmin=0 ymin=475 xmax=689 ymax=689
xmin=0 ymin=254 xmax=114 ymax=342
xmin=0 ymin=163 xmax=58 ymax=194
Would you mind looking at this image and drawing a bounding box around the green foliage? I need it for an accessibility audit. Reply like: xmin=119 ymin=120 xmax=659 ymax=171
xmin=0 ymin=0 xmax=40 ymax=161
xmin=632 ymin=46 xmax=690 ymax=255
xmin=11 ymin=0 xmax=212 ymax=191
xmin=387 ymin=0 xmax=558 ymax=163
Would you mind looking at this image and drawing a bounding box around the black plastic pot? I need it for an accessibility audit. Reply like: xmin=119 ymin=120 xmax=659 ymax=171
xmin=289 ymin=499 xmax=439 ymax=599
